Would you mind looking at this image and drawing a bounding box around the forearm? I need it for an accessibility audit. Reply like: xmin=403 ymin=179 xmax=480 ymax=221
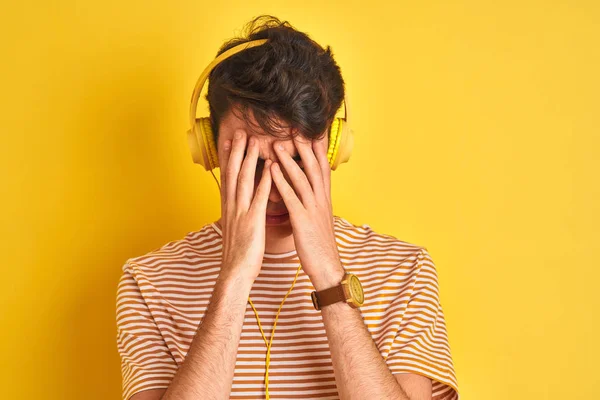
xmin=161 ymin=271 xmax=252 ymax=400
xmin=313 ymin=266 xmax=409 ymax=400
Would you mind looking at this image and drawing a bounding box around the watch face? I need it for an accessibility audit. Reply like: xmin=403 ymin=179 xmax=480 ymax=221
xmin=349 ymin=275 xmax=364 ymax=304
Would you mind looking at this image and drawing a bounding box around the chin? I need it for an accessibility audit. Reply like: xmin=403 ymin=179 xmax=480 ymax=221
xmin=265 ymin=220 xmax=292 ymax=229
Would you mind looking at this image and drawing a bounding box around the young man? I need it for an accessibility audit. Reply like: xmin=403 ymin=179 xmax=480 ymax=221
xmin=116 ymin=15 xmax=459 ymax=400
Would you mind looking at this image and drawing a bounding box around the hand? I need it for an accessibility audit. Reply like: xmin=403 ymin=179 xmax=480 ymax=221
xmin=218 ymin=129 xmax=273 ymax=284
xmin=270 ymin=133 xmax=345 ymax=290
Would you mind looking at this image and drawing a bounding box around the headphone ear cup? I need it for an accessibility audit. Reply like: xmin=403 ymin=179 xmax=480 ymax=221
xmin=186 ymin=118 xmax=205 ymax=168
xmin=186 ymin=117 xmax=219 ymax=171
xmin=199 ymin=118 xmax=219 ymax=170
xmin=328 ymin=117 xmax=353 ymax=170
xmin=327 ymin=118 xmax=342 ymax=169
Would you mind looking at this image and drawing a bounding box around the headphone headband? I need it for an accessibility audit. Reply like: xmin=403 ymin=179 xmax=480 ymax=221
xmin=188 ymin=38 xmax=349 ymax=136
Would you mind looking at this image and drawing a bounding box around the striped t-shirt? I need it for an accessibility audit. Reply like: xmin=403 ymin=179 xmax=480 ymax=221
xmin=116 ymin=215 xmax=459 ymax=399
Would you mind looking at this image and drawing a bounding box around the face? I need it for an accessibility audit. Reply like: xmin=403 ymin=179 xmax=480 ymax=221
xmin=216 ymin=106 xmax=328 ymax=235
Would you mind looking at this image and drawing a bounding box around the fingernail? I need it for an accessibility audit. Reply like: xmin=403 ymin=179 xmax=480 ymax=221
xmin=235 ymin=130 xmax=243 ymax=139
xmin=249 ymin=137 xmax=255 ymax=146
xmin=276 ymin=143 xmax=284 ymax=150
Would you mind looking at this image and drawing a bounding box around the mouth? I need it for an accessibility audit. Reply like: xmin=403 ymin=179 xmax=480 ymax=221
xmin=265 ymin=211 xmax=290 ymax=225
xmin=266 ymin=211 xmax=288 ymax=216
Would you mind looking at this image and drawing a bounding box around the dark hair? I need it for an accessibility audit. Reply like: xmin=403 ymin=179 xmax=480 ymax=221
xmin=205 ymin=15 xmax=345 ymax=144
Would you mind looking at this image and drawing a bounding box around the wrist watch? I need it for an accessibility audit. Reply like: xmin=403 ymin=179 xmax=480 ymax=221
xmin=311 ymin=272 xmax=364 ymax=310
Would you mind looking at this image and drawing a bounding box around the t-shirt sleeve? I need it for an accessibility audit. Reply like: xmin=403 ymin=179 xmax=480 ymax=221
xmin=116 ymin=262 xmax=178 ymax=400
xmin=384 ymin=248 xmax=460 ymax=400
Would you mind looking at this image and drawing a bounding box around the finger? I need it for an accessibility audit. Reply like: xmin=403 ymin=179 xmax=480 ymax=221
xmin=292 ymin=134 xmax=325 ymax=202
xmin=219 ymin=139 xmax=232 ymax=211
xmin=237 ymin=135 xmax=260 ymax=211
xmin=250 ymin=159 xmax=272 ymax=216
xmin=225 ymin=129 xmax=247 ymax=208
xmin=270 ymin=162 xmax=304 ymax=213
xmin=273 ymin=141 xmax=315 ymax=208
xmin=313 ymin=134 xmax=332 ymax=205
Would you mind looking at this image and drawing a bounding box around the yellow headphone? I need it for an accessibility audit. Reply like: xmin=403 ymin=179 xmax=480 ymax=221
xmin=186 ymin=38 xmax=354 ymax=177
xmin=186 ymin=38 xmax=350 ymax=399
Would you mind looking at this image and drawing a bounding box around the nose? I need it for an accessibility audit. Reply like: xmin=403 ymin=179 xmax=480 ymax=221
xmin=268 ymin=176 xmax=283 ymax=203
xmin=252 ymin=162 xmax=285 ymax=204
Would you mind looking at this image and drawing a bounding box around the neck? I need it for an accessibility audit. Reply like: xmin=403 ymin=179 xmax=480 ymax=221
xmin=214 ymin=218 xmax=296 ymax=255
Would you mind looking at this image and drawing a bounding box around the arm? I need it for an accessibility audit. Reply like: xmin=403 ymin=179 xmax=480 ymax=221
xmin=159 ymin=270 xmax=253 ymax=400
xmin=159 ymin=130 xmax=271 ymax=399
xmin=125 ymin=129 xmax=271 ymax=400
xmin=266 ymin=133 xmax=436 ymax=399
xmin=313 ymin=264 xmax=430 ymax=400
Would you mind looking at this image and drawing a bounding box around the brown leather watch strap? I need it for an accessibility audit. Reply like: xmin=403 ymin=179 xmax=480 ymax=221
xmin=314 ymin=283 xmax=346 ymax=309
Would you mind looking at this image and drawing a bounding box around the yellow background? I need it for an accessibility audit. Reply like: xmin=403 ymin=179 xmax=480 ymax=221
xmin=1 ymin=1 xmax=598 ymax=399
